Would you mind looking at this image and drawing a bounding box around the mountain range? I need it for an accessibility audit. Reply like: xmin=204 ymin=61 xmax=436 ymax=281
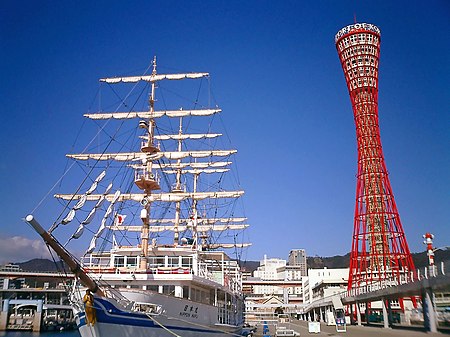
xmin=16 ymin=249 xmax=450 ymax=274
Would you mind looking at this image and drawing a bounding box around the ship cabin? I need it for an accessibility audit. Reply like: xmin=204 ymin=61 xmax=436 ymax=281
xmin=81 ymin=246 xmax=243 ymax=324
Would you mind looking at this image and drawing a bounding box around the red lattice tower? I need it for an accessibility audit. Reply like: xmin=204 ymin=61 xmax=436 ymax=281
xmin=335 ymin=23 xmax=416 ymax=290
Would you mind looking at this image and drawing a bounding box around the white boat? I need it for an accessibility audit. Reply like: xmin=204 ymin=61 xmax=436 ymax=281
xmin=26 ymin=57 xmax=250 ymax=337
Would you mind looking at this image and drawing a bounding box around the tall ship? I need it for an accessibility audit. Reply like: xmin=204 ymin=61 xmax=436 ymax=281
xmin=26 ymin=57 xmax=250 ymax=337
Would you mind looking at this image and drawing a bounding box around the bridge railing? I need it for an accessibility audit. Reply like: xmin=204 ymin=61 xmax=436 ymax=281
xmin=345 ymin=262 xmax=446 ymax=298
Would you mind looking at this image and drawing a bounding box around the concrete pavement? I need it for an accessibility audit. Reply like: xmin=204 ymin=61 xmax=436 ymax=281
xmin=254 ymin=320 xmax=450 ymax=337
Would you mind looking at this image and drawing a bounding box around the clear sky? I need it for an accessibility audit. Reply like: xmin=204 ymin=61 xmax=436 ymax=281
xmin=1 ymin=1 xmax=449 ymax=264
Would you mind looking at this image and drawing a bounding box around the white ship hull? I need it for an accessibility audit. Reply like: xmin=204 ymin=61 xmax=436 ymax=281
xmin=79 ymin=323 xmax=239 ymax=337
xmin=75 ymin=295 xmax=242 ymax=337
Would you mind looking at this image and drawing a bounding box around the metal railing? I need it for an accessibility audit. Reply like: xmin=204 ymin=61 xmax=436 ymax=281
xmin=345 ymin=262 xmax=446 ymax=298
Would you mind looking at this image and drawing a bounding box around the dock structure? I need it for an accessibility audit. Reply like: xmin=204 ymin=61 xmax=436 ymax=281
xmin=300 ymin=270 xmax=450 ymax=333
xmin=0 ymin=269 xmax=76 ymax=332
xmin=242 ymin=262 xmax=449 ymax=334
xmin=0 ymin=287 xmax=75 ymax=332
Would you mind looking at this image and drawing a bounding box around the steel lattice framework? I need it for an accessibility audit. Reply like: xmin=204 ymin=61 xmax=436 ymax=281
xmin=335 ymin=23 xmax=416 ymax=290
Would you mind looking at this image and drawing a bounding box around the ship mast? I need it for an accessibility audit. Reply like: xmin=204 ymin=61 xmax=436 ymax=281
xmin=136 ymin=56 xmax=161 ymax=269
xmin=173 ymin=117 xmax=184 ymax=246
xmin=53 ymin=61 xmax=251 ymax=253
xmin=192 ymin=172 xmax=199 ymax=250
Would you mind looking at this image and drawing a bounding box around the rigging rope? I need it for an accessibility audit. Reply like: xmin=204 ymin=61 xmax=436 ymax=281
xmin=164 ymin=315 xmax=244 ymax=337
xmin=42 ymin=68 xmax=148 ymax=234
xmin=145 ymin=314 xmax=181 ymax=337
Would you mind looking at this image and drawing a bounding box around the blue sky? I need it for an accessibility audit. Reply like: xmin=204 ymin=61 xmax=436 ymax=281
xmin=1 ymin=1 xmax=449 ymax=263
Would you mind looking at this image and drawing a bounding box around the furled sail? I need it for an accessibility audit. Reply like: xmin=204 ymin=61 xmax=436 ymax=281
xmin=85 ymin=171 xmax=106 ymax=195
xmin=73 ymin=195 xmax=87 ymax=210
xmin=84 ymin=108 xmax=221 ymax=120
xmin=71 ymin=224 xmax=84 ymax=241
xmin=86 ymin=190 xmax=121 ymax=254
xmin=129 ymin=161 xmax=232 ymax=170
xmin=109 ymin=224 xmax=249 ymax=233
xmin=81 ymin=208 xmax=96 ymax=226
xmin=162 ymin=169 xmax=229 ymax=175
xmin=68 ymin=183 xmax=113 ymax=241
xmin=53 ymin=171 xmax=106 ymax=231
xmin=99 ymin=72 xmax=209 ymax=84
xmin=154 ymin=133 xmax=222 ymax=141
xmin=207 ymin=243 xmax=252 ymax=249
xmin=67 ymin=150 xmax=237 ymax=162
xmin=113 ymin=217 xmax=246 ymax=225
xmin=55 ymin=190 xmax=244 ymax=203
xmin=61 ymin=210 xmax=75 ymax=225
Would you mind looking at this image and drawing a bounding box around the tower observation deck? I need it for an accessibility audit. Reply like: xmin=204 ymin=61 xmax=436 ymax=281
xmin=335 ymin=23 xmax=416 ymax=290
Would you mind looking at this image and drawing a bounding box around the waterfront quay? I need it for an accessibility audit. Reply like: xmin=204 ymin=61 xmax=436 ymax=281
xmin=0 ymin=270 xmax=75 ymax=332
xmin=253 ymin=320 xmax=450 ymax=336
xmin=0 ymin=286 xmax=75 ymax=332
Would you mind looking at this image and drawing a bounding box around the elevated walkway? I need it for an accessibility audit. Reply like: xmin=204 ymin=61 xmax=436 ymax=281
xmin=331 ymin=295 xmax=344 ymax=310
xmin=301 ymin=273 xmax=450 ymax=333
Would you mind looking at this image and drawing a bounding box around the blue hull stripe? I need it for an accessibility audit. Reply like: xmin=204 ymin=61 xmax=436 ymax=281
xmin=77 ymin=298 xmax=236 ymax=334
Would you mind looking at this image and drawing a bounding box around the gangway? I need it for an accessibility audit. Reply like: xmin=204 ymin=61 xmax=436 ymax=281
xmin=332 ymin=296 xmax=346 ymax=333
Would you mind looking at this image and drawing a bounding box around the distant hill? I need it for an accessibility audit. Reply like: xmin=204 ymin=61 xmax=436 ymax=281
xmin=307 ymin=253 xmax=351 ymax=269
xmin=18 ymin=258 xmax=67 ymax=272
xmin=412 ymin=249 xmax=450 ymax=271
xmin=15 ymin=250 xmax=450 ymax=274
xmin=306 ymin=250 xmax=450 ymax=270
xmin=238 ymin=260 xmax=260 ymax=273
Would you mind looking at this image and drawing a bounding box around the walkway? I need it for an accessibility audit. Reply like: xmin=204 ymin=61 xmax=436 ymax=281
xmin=302 ymin=272 xmax=450 ymax=333
xmin=254 ymin=320 xmax=450 ymax=337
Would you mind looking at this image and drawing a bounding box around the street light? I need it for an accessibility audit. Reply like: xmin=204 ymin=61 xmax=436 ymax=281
xmin=422 ymin=233 xmax=435 ymax=266
xmin=422 ymin=233 xmax=449 ymax=277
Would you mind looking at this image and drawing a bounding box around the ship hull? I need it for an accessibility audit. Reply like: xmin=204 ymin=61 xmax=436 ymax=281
xmin=79 ymin=321 xmax=240 ymax=337
xmin=75 ymin=296 xmax=242 ymax=337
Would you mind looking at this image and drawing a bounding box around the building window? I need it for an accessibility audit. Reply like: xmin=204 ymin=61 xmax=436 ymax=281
xmin=163 ymin=285 xmax=175 ymax=295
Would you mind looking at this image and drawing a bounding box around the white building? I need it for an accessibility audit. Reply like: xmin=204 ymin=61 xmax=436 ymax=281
xmin=254 ymin=255 xmax=286 ymax=279
xmin=243 ymin=254 xmax=306 ymax=323
xmin=303 ymin=267 xmax=348 ymax=304
xmin=0 ymin=264 xmax=24 ymax=289
xmin=252 ymin=255 xmax=286 ymax=295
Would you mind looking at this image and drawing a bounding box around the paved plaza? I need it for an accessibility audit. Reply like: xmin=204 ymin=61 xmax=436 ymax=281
xmin=254 ymin=319 xmax=450 ymax=337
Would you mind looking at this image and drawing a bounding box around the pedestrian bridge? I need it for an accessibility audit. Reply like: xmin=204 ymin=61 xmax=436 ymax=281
xmin=301 ymin=265 xmax=450 ymax=333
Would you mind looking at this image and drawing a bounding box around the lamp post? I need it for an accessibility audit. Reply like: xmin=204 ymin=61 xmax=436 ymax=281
xmin=423 ymin=233 xmax=449 ymax=277
xmin=423 ymin=233 xmax=435 ymax=267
